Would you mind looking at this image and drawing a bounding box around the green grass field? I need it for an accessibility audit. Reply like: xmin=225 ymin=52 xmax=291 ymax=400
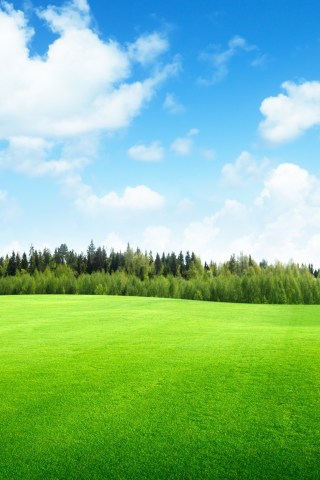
xmin=1 ymin=296 xmax=320 ymax=479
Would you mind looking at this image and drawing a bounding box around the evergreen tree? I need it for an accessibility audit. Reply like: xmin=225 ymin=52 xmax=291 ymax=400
xmin=43 ymin=248 xmax=51 ymax=267
xmin=185 ymin=251 xmax=191 ymax=270
xmin=155 ymin=253 xmax=162 ymax=275
xmin=21 ymin=252 xmax=28 ymax=271
xmin=16 ymin=253 xmax=21 ymax=272
xmin=29 ymin=244 xmax=35 ymax=273
xmin=7 ymin=251 xmax=17 ymax=276
xmin=87 ymin=240 xmax=96 ymax=274
xmin=34 ymin=250 xmax=39 ymax=270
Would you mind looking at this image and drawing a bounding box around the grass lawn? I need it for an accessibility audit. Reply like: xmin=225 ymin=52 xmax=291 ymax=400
xmin=1 ymin=296 xmax=320 ymax=479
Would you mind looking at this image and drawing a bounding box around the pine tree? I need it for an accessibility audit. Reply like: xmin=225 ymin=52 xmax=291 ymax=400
xmin=87 ymin=240 xmax=96 ymax=274
xmin=29 ymin=244 xmax=35 ymax=273
xmin=7 ymin=251 xmax=17 ymax=276
xmin=155 ymin=253 xmax=162 ymax=275
xmin=185 ymin=251 xmax=191 ymax=270
xmin=178 ymin=251 xmax=185 ymax=275
xmin=21 ymin=252 xmax=28 ymax=271
xmin=16 ymin=253 xmax=21 ymax=272
xmin=43 ymin=248 xmax=51 ymax=267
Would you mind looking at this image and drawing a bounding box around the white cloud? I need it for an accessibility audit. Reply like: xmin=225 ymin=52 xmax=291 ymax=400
xmin=101 ymin=233 xmax=128 ymax=252
xmin=127 ymin=142 xmax=164 ymax=162
xmin=198 ymin=35 xmax=256 ymax=85
xmin=128 ymin=32 xmax=169 ymax=65
xmin=221 ymin=151 xmax=269 ymax=186
xmin=163 ymin=93 xmax=185 ymax=114
xmin=0 ymin=136 xmax=89 ymax=177
xmin=187 ymin=128 xmax=199 ymax=136
xmin=36 ymin=0 xmax=91 ymax=34
xmin=0 ymin=0 xmax=180 ymax=187
xmin=259 ymin=81 xmax=320 ymax=144
xmin=141 ymin=226 xmax=172 ymax=253
xmin=75 ymin=185 xmax=165 ymax=213
xmin=3 ymin=240 xmax=21 ymax=255
xmin=251 ymin=53 xmax=268 ymax=67
xmin=0 ymin=1 xmax=179 ymax=139
xmin=254 ymin=187 xmax=270 ymax=207
xmin=182 ymin=219 xmax=219 ymax=258
xmin=228 ymin=163 xmax=320 ymax=264
xmin=170 ymin=137 xmax=193 ymax=155
xmin=217 ymin=199 xmax=248 ymax=218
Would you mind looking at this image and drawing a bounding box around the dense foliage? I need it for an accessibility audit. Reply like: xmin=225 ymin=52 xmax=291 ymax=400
xmin=0 ymin=242 xmax=319 ymax=303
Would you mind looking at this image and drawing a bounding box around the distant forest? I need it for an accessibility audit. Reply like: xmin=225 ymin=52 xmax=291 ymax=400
xmin=0 ymin=241 xmax=320 ymax=304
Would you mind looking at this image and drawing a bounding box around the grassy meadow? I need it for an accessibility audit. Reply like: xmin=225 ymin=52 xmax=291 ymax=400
xmin=1 ymin=296 xmax=320 ymax=479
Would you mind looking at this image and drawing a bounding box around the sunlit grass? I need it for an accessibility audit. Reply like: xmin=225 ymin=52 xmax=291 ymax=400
xmin=1 ymin=296 xmax=319 ymax=479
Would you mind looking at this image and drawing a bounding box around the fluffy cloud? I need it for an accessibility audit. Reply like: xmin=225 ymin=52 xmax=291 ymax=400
xmin=3 ymin=240 xmax=21 ymax=255
xmin=127 ymin=142 xmax=164 ymax=162
xmin=170 ymin=137 xmax=192 ymax=155
xmin=221 ymin=151 xmax=269 ymax=186
xmin=0 ymin=136 xmax=89 ymax=177
xmin=0 ymin=1 xmax=178 ymax=139
xmin=173 ymin=163 xmax=320 ymax=265
xmin=187 ymin=128 xmax=199 ymax=136
xmin=0 ymin=0 xmax=179 ymax=190
xmin=101 ymin=233 xmax=128 ymax=252
xmin=198 ymin=35 xmax=256 ymax=85
xmin=75 ymin=185 xmax=165 ymax=213
xmin=141 ymin=226 xmax=172 ymax=253
xmin=163 ymin=93 xmax=185 ymax=114
xmin=230 ymin=163 xmax=320 ymax=263
xmin=259 ymin=81 xmax=320 ymax=144
xmin=181 ymin=219 xmax=220 ymax=258
xmin=128 ymin=32 xmax=169 ymax=65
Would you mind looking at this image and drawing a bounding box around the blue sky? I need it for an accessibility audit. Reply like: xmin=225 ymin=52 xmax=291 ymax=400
xmin=1 ymin=0 xmax=320 ymax=264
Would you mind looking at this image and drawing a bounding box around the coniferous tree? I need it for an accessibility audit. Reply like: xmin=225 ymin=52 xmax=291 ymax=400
xmin=161 ymin=253 xmax=168 ymax=276
xmin=7 ymin=251 xmax=17 ymax=276
xmin=16 ymin=253 xmax=21 ymax=272
xmin=34 ymin=250 xmax=39 ymax=271
xmin=155 ymin=253 xmax=162 ymax=275
xmin=29 ymin=245 xmax=35 ymax=273
xmin=178 ymin=251 xmax=185 ymax=276
xmin=185 ymin=251 xmax=191 ymax=271
xmin=43 ymin=248 xmax=51 ymax=267
xmin=87 ymin=240 xmax=96 ymax=274
xmin=21 ymin=252 xmax=28 ymax=271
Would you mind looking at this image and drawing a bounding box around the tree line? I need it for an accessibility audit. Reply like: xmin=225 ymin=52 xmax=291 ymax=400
xmin=0 ymin=241 xmax=319 ymax=304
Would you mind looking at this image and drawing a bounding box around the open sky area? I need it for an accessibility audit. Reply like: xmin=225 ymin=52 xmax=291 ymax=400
xmin=1 ymin=0 xmax=320 ymax=264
